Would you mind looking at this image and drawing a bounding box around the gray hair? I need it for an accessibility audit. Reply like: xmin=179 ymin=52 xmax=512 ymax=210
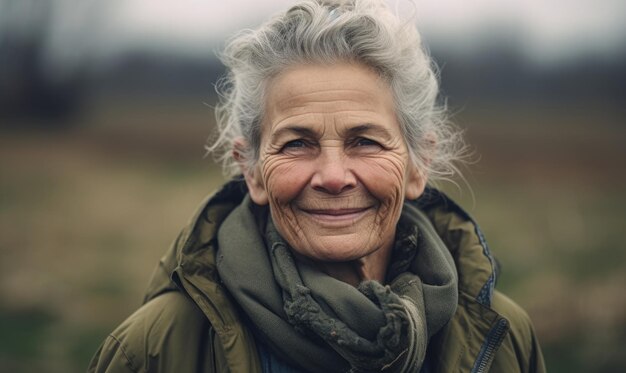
xmin=209 ymin=0 xmax=465 ymax=183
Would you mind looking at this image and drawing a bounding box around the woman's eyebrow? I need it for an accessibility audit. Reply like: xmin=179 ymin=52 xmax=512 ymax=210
xmin=270 ymin=125 xmax=318 ymax=142
xmin=345 ymin=123 xmax=393 ymax=141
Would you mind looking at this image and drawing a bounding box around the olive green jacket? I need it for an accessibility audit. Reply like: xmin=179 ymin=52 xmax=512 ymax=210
xmin=88 ymin=181 xmax=546 ymax=373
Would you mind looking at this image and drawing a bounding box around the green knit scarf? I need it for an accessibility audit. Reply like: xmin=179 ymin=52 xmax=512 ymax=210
xmin=217 ymin=196 xmax=458 ymax=373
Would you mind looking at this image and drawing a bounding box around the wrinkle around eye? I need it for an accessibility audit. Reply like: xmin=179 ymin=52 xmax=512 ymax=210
xmin=358 ymin=154 xmax=407 ymax=182
xmin=347 ymin=139 xmax=384 ymax=155
xmin=280 ymin=139 xmax=319 ymax=156
xmin=262 ymin=154 xmax=303 ymax=180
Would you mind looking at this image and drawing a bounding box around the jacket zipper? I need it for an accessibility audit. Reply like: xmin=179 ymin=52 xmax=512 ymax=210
xmin=471 ymin=318 xmax=509 ymax=373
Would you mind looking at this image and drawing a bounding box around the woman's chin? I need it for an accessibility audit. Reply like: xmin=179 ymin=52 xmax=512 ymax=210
xmin=292 ymin=239 xmax=378 ymax=263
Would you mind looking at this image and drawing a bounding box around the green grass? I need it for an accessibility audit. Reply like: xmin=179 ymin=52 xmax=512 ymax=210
xmin=0 ymin=308 xmax=56 ymax=359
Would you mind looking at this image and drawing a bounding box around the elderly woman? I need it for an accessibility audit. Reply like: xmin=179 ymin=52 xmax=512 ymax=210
xmin=89 ymin=1 xmax=545 ymax=372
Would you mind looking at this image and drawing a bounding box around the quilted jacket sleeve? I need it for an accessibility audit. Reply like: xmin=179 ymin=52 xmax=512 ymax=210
xmin=88 ymin=335 xmax=137 ymax=373
xmin=87 ymin=291 xmax=215 ymax=373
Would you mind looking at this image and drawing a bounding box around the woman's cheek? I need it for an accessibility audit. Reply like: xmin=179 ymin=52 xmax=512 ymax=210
xmin=263 ymin=156 xmax=310 ymax=204
xmin=357 ymin=157 xmax=407 ymax=201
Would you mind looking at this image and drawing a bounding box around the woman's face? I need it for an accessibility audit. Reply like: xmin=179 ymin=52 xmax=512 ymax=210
xmin=241 ymin=62 xmax=425 ymax=262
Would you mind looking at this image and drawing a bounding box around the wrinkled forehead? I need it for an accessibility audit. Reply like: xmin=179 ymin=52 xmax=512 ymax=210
xmin=262 ymin=63 xmax=397 ymax=131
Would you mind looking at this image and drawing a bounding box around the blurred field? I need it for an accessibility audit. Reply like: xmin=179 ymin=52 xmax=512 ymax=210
xmin=1 ymin=99 xmax=625 ymax=372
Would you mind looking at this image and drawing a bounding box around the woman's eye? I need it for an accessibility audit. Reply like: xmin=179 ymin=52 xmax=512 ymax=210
xmin=283 ymin=139 xmax=306 ymax=148
xmin=355 ymin=138 xmax=380 ymax=147
xmin=282 ymin=140 xmax=307 ymax=152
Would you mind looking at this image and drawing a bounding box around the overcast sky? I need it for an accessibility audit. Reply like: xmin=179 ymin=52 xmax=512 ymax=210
xmin=23 ymin=0 xmax=626 ymax=73
xmin=99 ymin=0 xmax=626 ymax=54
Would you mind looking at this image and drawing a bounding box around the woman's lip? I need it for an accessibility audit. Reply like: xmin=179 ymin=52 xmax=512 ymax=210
xmin=303 ymin=208 xmax=369 ymax=216
xmin=300 ymin=207 xmax=372 ymax=224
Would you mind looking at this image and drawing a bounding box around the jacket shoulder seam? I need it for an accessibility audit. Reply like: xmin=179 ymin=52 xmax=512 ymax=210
xmin=107 ymin=333 xmax=139 ymax=372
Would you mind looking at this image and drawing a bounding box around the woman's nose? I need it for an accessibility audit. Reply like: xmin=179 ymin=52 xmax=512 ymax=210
xmin=310 ymin=147 xmax=356 ymax=194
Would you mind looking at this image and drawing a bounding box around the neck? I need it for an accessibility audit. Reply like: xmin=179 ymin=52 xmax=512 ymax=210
xmin=309 ymin=243 xmax=394 ymax=287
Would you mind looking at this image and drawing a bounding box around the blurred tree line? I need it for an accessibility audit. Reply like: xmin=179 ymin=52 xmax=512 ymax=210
xmin=1 ymin=0 xmax=624 ymax=129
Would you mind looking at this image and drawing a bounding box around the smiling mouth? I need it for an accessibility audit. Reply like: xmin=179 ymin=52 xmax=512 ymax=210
xmin=300 ymin=207 xmax=372 ymax=224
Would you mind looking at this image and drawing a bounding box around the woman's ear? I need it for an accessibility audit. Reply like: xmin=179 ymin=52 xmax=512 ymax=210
xmin=405 ymin=162 xmax=427 ymax=200
xmin=405 ymin=132 xmax=436 ymax=200
xmin=233 ymin=138 xmax=269 ymax=205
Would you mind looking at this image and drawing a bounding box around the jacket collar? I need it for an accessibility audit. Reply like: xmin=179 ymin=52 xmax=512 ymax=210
xmin=413 ymin=188 xmax=508 ymax=372
xmin=143 ymin=180 xmax=261 ymax=372
xmin=414 ymin=187 xmax=498 ymax=307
